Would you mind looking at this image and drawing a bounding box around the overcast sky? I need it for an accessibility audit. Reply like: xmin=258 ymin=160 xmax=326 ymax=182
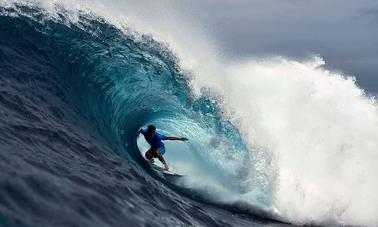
xmin=166 ymin=0 xmax=378 ymax=93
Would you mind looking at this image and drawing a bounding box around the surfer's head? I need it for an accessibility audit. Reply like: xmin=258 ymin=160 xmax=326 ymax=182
xmin=147 ymin=124 xmax=156 ymax=137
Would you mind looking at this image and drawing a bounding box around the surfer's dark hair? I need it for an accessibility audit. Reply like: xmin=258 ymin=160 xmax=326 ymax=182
xmin=147 ymin=125 xmax=156 ymax=133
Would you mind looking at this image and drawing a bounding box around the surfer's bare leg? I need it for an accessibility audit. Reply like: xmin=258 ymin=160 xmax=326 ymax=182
xmin=146 ymin=148 xmax=168 ymax=170
xmin=155 ymin=149 xmax=169 ymax=171
xmin=145 ymin=149 xmax=155 ymax=164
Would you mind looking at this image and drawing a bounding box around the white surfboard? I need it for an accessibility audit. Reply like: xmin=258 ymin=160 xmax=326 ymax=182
xmin=151 ymin=163 xmax=184 ymax=177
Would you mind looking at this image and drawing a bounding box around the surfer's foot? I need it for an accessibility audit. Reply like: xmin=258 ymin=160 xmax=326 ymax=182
xmin=164 ymin=163 xmax=169 ymax=171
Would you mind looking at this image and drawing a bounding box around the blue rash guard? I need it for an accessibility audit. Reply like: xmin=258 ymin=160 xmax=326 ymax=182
xmin=140 ymin=128 xmax=167 ymax=155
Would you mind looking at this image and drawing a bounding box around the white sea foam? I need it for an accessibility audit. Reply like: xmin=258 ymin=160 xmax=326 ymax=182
xmin=202 ymin=57 xmax=378 ymax=226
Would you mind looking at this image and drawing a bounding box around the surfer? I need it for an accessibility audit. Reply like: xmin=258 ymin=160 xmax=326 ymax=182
xmin=138 ymin=125 xmax=188 ymax=171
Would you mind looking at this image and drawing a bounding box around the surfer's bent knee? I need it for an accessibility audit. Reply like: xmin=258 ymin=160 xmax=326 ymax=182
xmin=145 ymin=148 xmax=161 ymax=160
xmin=145 ymin=149 xmax=154 ymax=160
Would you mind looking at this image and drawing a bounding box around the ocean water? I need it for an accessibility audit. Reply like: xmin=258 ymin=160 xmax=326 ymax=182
xmin=0 ymin=1 xmax=377 ymax=227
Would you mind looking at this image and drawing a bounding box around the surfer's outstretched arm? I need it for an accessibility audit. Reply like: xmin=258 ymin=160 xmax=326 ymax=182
xmin=164 ymin=136 xmax=188 ymax=141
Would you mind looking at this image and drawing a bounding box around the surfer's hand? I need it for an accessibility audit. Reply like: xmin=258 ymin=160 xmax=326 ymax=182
xmin=164 ymin=163 xmax=169 ymax=171
xmin=181 ymin=137 xmax=188 ymax=141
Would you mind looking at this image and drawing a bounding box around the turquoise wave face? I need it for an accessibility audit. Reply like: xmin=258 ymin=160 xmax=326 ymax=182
xmin=0 ymin=4 xmax=272 ymax=216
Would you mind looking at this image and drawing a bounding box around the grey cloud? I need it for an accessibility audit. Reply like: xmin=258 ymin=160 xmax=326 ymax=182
xmin=168 ymin=0 xmax=378 ymax=93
